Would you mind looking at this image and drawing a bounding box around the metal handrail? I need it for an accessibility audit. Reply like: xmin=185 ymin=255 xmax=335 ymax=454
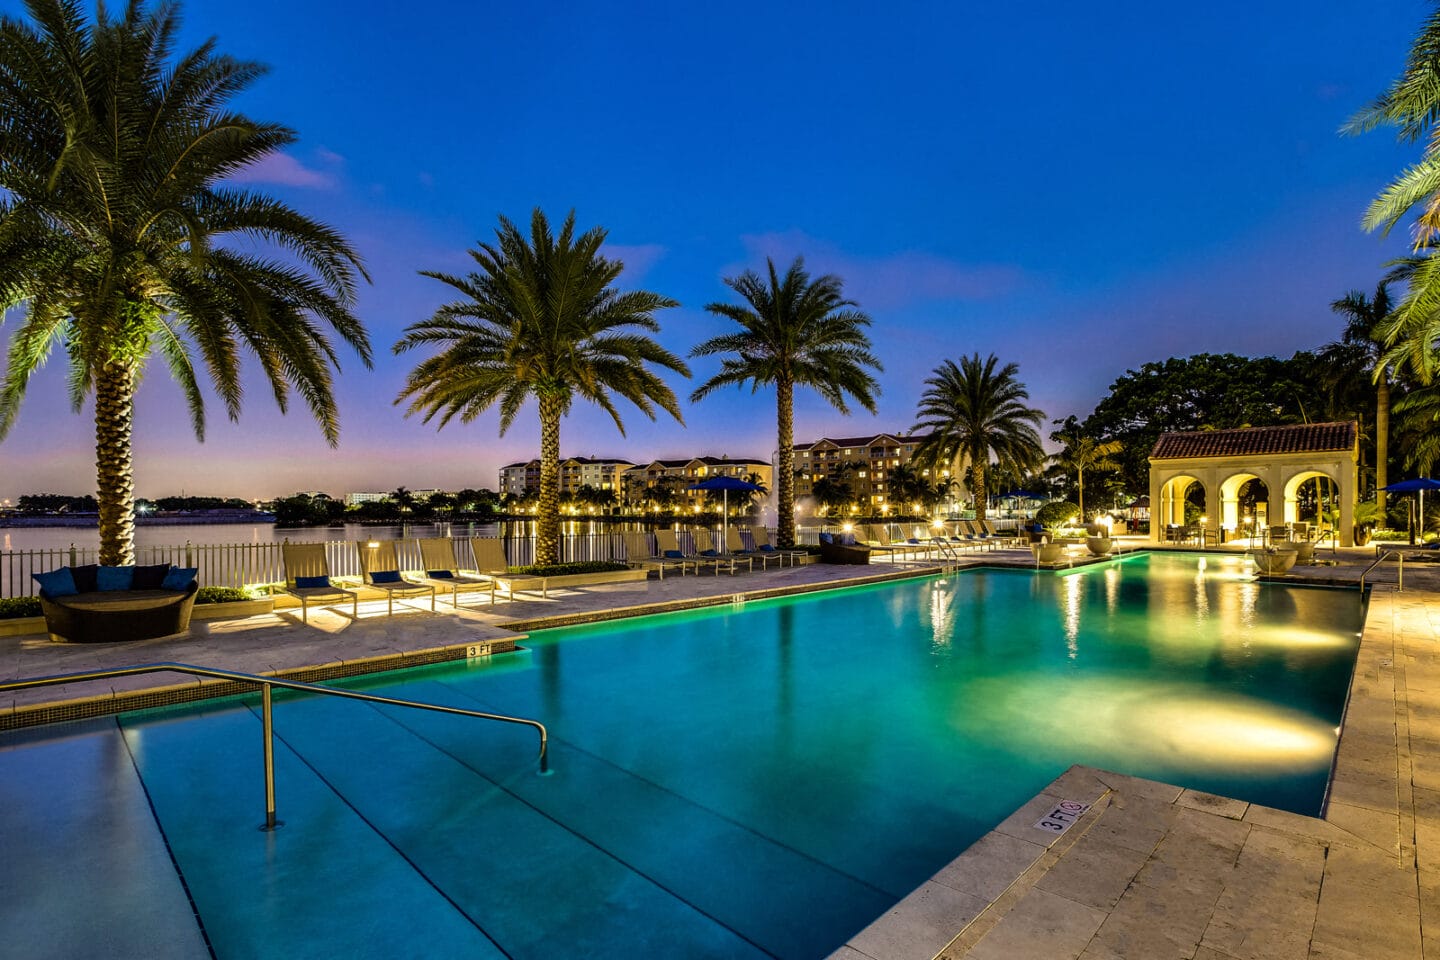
xmin=1359 ymin=550 xmax=1404 ymax=592
xmin=0 ymin=661 xmax=549 ymax=829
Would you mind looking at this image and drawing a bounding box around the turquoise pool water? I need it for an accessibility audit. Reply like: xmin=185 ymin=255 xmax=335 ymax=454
xmin=1 ymin=553 xmax=1363 ymax=959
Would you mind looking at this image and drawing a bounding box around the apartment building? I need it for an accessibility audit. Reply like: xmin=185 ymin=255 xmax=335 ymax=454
xmin=792 ymin=432 xmax=944 ymax=508
xmin=498 ymin=457 xmax=634 ymax=498
xmin=621 ymin=456 xmax=773 ymax=507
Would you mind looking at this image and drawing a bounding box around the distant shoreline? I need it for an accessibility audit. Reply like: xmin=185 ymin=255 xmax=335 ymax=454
xmin=0 ymin=515 xmax=276 ymax=528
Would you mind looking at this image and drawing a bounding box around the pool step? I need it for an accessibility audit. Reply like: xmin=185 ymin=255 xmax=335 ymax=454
xmin=0 ymin=719 xmax=209 ymax=960
xmin=118 ymin=704 xmax=509 ymax=960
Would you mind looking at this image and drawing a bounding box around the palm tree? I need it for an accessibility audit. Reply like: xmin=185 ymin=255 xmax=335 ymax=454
xmin=1324 ymin=283 xmax=1396 ymax=511
xmin=0 ymin=0 xmax=369 ymax=565
xmin=690 ymin=257 xmax=882 ymax=547
xmin=1049 ymin=431 xmax=1122 ymax=519
xmin=1346 ymin=11 xmax=1440 ymax=382
xmin=389 ymin=487 xmax=416 ymax=514
xmin=394 ymin=209 xmax=688 ymax=565
xmin=911 ymin=354 xmax=1045 ymax=522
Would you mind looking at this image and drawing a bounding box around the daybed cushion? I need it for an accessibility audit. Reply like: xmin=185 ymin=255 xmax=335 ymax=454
xmin=39 ymin=580 xmax=199 ymax=643
xmin=33 ymin=568 xmax=77 ymax=597
xmin=132 ymin=563 xmax=172 ymax=589
xmin=161 ymin=566 xmax=198 ymax=590
xmin=97 ymin=565 xmax=135 ymax=591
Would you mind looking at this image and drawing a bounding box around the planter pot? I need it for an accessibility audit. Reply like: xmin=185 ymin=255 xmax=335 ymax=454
xmin=1032 ymin=543 xmax=1066 ymax=564
xmin=1279 ymin=540 xmax=1315 ymax=565
xmin=1252 ymin=549 xmax=1298 ymax=575
xmin=1085 ymin=537 xmax=1114 ymax=557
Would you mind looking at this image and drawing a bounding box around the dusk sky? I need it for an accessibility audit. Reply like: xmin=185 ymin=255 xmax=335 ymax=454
xmin=0 ymin=0 xmax=1429 ymax=501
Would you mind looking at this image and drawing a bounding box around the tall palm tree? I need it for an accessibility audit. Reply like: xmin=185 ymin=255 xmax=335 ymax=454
xmin=0 ymin=0 xmax=369 ymax=565
xmin=1346 ymin=9 xmax=1440 ymax=382
xmin=1324 ymin=283 xmax=1396 ymax=510
xmin=389 ymin=486 xmax=416 ymax=514
xmin=1049 ymin=431 xmax=1122 ymax=518
xmin=911 ymin=354 xmax=1044 ymax=522
xmin=690 ymin=257 xmax=881 ymax=547
xmin=394 ymin=209 xmax=688 ymax=565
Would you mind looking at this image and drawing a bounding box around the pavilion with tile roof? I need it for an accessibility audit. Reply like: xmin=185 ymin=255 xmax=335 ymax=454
xmin=1147 ymin=421 xmax=1360 ymax=546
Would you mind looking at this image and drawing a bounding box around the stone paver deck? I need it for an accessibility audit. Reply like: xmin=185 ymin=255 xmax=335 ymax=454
xmin=4 ymin=544 xmax=1437 ymax=958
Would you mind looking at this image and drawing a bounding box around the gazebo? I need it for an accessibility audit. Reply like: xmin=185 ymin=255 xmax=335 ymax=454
xmin=1148 ymin=421 xmax=1359 ymax=546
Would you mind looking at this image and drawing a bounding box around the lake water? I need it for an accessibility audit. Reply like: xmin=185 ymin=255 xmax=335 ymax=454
xmin=0 ymin=522 xmax=501 ymax=553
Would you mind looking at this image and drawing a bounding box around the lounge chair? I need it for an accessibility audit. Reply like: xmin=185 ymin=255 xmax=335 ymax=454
xmin=693 ymin=528 xmax=753 ymax=574
xmin=726 ymin=528 xmax=783 ymax=569
xmin=622 ymin=531 xmax=695 ymax=579
xmin=654 ymin=529 xmax=721 ymax=575
xmin=957 ymin=520 xmax=998 ymax=551
xmin=751 ymin=527 xmax=807 ymax=565
xmin=355 ymin=540 xmax=437 ymax=615
xmin=415 ymin=537 xmax=496 ymax=606
xmin=468 ymin=538 xmax=548 ymax=599
xmin=279 ymin=542 xmax=358 ymax=624
xmin=978 ymin=519 xmax=1026 ymax=548
xmin=853 ymin=524 xmax=906 ymax=561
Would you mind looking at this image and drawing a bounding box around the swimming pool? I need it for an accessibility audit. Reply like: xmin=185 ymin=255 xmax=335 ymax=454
xmin=1 ymin=552 xmax=1363 ymax=959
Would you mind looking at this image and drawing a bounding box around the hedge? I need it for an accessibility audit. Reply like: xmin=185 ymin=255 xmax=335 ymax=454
xmin=510 ymin=561 xmax=631 ymax=577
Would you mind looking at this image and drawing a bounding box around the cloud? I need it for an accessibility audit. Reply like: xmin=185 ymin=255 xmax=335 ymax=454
xmin=736 ymin=230 xmax=1024 ymax=309
xmin=603 ymin=243 xmax=666 ymax=281
xmin=229 ymin=151 xmax=338 ymax=189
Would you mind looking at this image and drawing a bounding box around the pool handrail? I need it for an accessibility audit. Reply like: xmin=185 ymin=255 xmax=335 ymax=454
xmin=0 ymin=660 xmax=549 ymax=829
xmin=1359 ymin=550 xmax=1404 ymax=592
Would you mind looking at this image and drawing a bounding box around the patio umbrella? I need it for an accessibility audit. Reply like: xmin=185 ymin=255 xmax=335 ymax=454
xmin=686 ymin=475 xmax=762 ymax=547
xmin=1383 ymin=477 xmax=1440 ymax=540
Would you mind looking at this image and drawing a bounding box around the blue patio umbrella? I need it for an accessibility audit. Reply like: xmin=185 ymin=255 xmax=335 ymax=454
xmin=1383 ymin=477 xmax=1440 ymax=538
xmin=686 ymin=475 xmax=763 ymax=546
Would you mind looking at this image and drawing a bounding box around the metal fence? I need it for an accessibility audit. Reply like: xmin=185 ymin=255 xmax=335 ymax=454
xmin=1 ymin=530 xmax=705 ymax=599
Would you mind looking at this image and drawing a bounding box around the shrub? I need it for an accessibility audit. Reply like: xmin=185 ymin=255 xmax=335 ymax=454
xmin=0 ymin=596 xmax=42 ymax=620
xmin=196 ymin=586 xmax=252 ymax=604
xmin=510 ymin=561 xmax=630 ymax=577
xmin=1035 ymin=501 xmax=1080 ymax=529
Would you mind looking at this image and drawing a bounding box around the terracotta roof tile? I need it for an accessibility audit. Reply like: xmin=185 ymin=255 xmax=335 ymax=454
xmin=1150 ymin=422 xmax=1357 ymax=460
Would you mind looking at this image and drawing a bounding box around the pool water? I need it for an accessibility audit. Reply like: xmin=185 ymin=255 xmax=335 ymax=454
xmin=3 ymin=553 xmax=1363 ymax=959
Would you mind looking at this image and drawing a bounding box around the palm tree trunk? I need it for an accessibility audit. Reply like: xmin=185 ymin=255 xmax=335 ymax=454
xmin=1377 ymin=374 xmax=1390 ymax=514
xmin=95 ymin=361 xmax=137 ymax=566
xmin=1077 ymin=465 xmax=1085 ymax=518
xmin=776 ymin=378 xmax=796 ymax=547
xmin=972 ymin=455 xmax=988 ymax=523
xmin=536 ymin=395 xmax=562 ymax=566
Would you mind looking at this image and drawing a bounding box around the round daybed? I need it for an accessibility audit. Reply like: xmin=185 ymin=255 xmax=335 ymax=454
xmin=36 ymin=564 xmax=200 ymax=643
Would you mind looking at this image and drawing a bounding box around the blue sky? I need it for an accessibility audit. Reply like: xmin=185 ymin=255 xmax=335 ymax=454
xmin=0 ymin=0 xmax=1429 ymax=500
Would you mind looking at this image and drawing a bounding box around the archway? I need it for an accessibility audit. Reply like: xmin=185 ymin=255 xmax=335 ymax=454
xmin=1219 ymin=473 xmax=1270 ymax=544
xmin=1283 ymin=470 xmax=1340 ymax=535
xmin=1157 ymin=475 xmax=1206 ymax=531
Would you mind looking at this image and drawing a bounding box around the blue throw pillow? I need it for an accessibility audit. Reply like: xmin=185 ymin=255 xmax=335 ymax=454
xmin=370 ymin=570 xmax=402 ymax=584
xmin=427 ymin=569 xmax=455 ymax=579
xmin=33 ymin=568 xmax=78 ymax=597
xmin=295 ymin=575 xmax=330 ymax=589
xmin=161 ymin=567 xmax=198 ymax=590
xmin=839 ymin=533 xmax=857 ymax=546
xmin=663 ymin=550 xmax=684 ymax=559
xmin=97 ymin=565 xmax=135 ymax=591
xmin=819 ymin=532 xmax=834 ymax=545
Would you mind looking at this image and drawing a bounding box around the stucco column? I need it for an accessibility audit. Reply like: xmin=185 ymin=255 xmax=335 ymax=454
xmin=1340 ymin=458 xmax=1356 ymax=547
xmin=1149 ymin=468 xmax=1163 ymax=543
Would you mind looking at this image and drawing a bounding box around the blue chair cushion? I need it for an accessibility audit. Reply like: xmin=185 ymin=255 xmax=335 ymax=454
xmin=663 ymin=550 xmax=684 ymax=559
xmin=427 ymin=569 xmax=455 ymax=579
xmin=295 ymin=575 xmax=331 ymax=589
xmin=759 ymin=544 xmax=777 ymax=552
xmin=161 ymin=567 xmax=198 ymax=590
xmin=700 ymin=549 xmax=719 ymax=557
xmin=370 ymin=570 xmax=402 ymax=584
xmin=97 ymin=565 xmax=135 ymax=591
xmin=32 ymin=568 xmax=77 ymax=597
xmin=132 ymin=563 xmax=171 ymax=589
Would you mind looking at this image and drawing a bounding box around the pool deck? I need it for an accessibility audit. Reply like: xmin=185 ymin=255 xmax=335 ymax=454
xmin=2 ymin=543 xmax=1436 ymax=958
